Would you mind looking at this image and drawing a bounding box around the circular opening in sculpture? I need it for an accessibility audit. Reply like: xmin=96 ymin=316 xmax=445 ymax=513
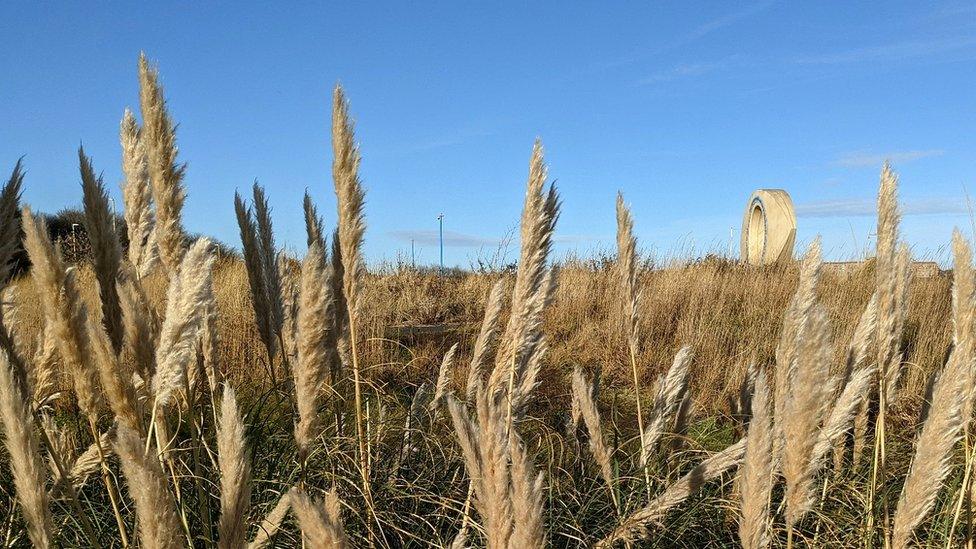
xmin=748 ymin=202 xmax=765 ymax=262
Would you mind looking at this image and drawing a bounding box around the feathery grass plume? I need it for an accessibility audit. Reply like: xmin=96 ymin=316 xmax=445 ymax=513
xmin=774 ymin=239 xmax=822 ymax=454
xmin=332 ymin=85 xmax=367 ymax=320
xmin=841 ymin=292 xmax=879 ymax=384
xmin=119 ymin=274 xmax=159 ymax=382
xmin=202 ymin=281 xmax=220 ymax=393
xmin=447 ymin=142 xmax=559 ymax=549
xmin=115 ymin=424 xmax=183 ymax=549
xmin=332 ymin=84 xmax=373 ymax=508
xmin=952 ymin=235 xmax=975 ymax=418
xmin=279 ymin=254 xmax=300 ymax=364
xmin=615 ymin=192 xmax=652 ymax=466
xmin=21 ymin=208 xmax=101 ymax=416
xmin=781 ymin=302 xmax=832 ymax=530
xmin=598 ymin=437 xmax=747 ymax=547
xmin=875 ymin=163 xmax=901 ymax=403
xmin=0 ymin=162 xmax=27 ymax=398
xmin=640 ymin=346 xmax=692 ymax=466
xmin=891 ymin=231 xmax=974 ymax=549
xmin=120 ymin=108 xmax=157 ymax=276
xmin=303 ymin=191 xmax=325 ymax=250
xmin=248 ymin=492 xmax=293 ymax=549
xmin=814 ymin=365 xmax=875 ymax=466
xmin=739 ymin=371 xmax=773 ymax=549
xmin=138 ymin=53 xmax=187 ymax=276
xmin=294 ymin=242 xmax=335 ymax=454
xmin=79 ymin=146 xmax=125 ymax=352
xmin=825 ymin=293 xmax=878 ymax=469
xmin=508 ymin=429 xmax=546 ymax=548
xmin=0 ymin=160 xmax=24 ymax=293
xmin=486 ymin=140 xmax=560 ymax=414
xmin=30 ymin=325 xmax=59 ymax=408
xmin=251 ymin=183 xmax=285 ymax=351
xmin=151 ymin=238 xmax=215 ymax=407
xmin=89 ymin=314 xmax=141 ymax=431
xmin=432 ymin=343 xmax=459 ymax=409
xmin=289 ymin=487 xmax=349 ymax=548
xmin=466 ymin=279 xmax=506 ymax=402
xmin=885 ymin=244 xmax=911 ymax=404
xmin=447 ymin=394 xmax=514 ymax=548
xmin=235 ymin=191 xmax=277 ymax=364
xmin=572 ymin=366 xmax=615 ymax=496
xmin=50 ymin=429 xmax=111 ymax=499
xmin=218 ymin=385 xmax=251 ymax=549
xmin=0 ymin=350 xmax=53 ymax=548
xmin=328 ymin=228 xmax=350 ymax=379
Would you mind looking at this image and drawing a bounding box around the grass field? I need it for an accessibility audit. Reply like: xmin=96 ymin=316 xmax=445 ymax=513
xmin=0 ymin=54 xmax=970 ymax=549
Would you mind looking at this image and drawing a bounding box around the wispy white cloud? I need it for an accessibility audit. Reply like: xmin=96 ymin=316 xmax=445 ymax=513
xmin=390 ymin=229 xmax=499 ymax=247
xmin=594 ymin=1 xmax=775 ymax=73
xmin=832 ymin=149 xmax=944 ymax=168
xmin=795 ymin=35 xmax=976 ymax=65
xmin=676 ymin=1 xmax=777 ymax=49
xmin=638 ymin=57 xmax=744 ymax=84
xmin=390 ymin=230 xmax=603 ymax=248
xmin=796 ymin=197 xmax=968 ymax=218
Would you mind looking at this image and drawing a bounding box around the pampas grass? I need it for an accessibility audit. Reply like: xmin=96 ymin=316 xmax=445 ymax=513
xmin=120 ymin=108 xmax=157 ymax=277
xmin=294 ymin=241 xmax=334 ymax=455
xmin=138 ymin=53 xmax=186 ymax=276
xmin=332 ymin=84 xmax=372 ymax=519
xmin=251 ymin=183 xmax=285 ymax=364
xmin=466 ymin=279 xmax=506 ymax=402
xmin=616 ymin=193 xmax=649 ymax=476
xmin=0 ymin=349 xmax=52 ymax=548
xmin=0 ymin=161 xmax=24 ymax=295
xmin=640 ymin=346 xmax=692 ymax=466
xmin=486 ymin=140 xmax=559 ymax=417
xmin=235 ymin=190 xmax=279 ymax=368
xmin=447 ymin=141 xmax=558 ymax=549
xmin=303 ymin=191 xmax=325 ymax=250
xmin=432 ymin=343 xmax=459 ymax=409
xmin=781 ymin=303 xmax=832 ymax=532
xmin=599 ymin=438 xmax=747 ymax=547
xmin=218 ymin=385 xmax=251 ymax=549
xmin=115 ymin=424 xmax=184 ymax=549
xmin=151 ymin=238 xmax=215 ymax=407
xmin=119 ymin=275 xmax=159 ymax=382
xmin=79 ymin=146 xmax=124 ymax=350
xmin=248 ymin=492 xmax=292 ymax=549
xmin=289 ymin=487 xmax=349 ymax=548
xmin=89 ymin=313 xmax=141 ymax=431
xmin=890 ymin=231 xmax=974 ymax=549
xmin=571 ymin=365 xmax=615 ymax=504
xmin=21 ymin=207 xmax=101 ymax=416
xmin=739 ymin=371 xmax=773 ymax=549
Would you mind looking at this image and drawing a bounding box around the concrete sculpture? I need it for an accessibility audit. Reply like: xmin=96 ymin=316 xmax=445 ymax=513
xmin=740 ymin=189 xmax=796 ymax=265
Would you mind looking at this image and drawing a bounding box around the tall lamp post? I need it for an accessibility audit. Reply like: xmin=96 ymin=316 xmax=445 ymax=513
xmin=437 ymin=213 xmax=444 ymax=274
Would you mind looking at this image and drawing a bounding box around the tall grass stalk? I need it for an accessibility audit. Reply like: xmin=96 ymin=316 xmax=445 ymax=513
xmin=616 ymin=192 xmax=651 ymax=495
xmin=331 ymin=83 xmax=375 ymax=543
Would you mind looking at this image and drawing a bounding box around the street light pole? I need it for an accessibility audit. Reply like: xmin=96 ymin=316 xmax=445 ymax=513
xmin=437 ymin=213 xmax=444 ymax=274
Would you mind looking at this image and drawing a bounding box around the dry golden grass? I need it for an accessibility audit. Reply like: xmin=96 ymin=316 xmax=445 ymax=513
xmin=2 ymin=252 xmax=952 ymax=423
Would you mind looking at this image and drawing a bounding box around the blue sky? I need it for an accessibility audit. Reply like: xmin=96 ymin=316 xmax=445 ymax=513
xmin=2 ymin=2 xmax=974 ymax=267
